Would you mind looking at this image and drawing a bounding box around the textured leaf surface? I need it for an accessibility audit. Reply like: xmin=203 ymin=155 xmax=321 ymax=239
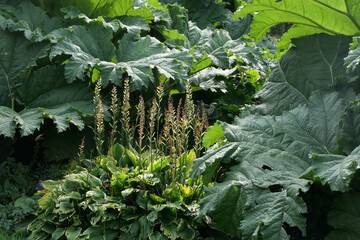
xmin=311 ymin=146 xmax=360 ymax=192
xmin=0 ymin=106 xmax=17 ymax=138
xmin=255 ymin=35 xmax=352 ymax=115
xmin=344 ymin=37 xmax=360 ymax=73
xmin=49 ymin=25 xmax=115 ymax=84
xmin=5 ymin=2 xmax=62 ymax=42
xmin=115 ymin=34 xmax=194 ymax=90
xmin=234 ymin=0 xmax=360 ymax=48
xmin=192 ymin=90 xmax=348 ymax=237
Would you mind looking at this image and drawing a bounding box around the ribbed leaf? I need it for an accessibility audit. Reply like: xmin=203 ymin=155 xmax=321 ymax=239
xmin=5 ymin=2 xmax=62 ymax=42
xmin=0 ymin=106 xmax=17 ymax=138
xmin=311 ymin=146 xmax=360 ymax=192
xmin=191 ymin=91 xmax=347 ymax=237
xmin=62 ymin=6 xmax=150 ymax=34
xmin=49 ymin=25 xmax=116 ymax=84
xmin=115 ymin=33 xmax=194 ymax=90
xmin=234 ymin=0 xmax=360 ymax=48
xmin=255 ymin=35 xmax=352 ymax=115
xmin=344 ymin=37 xmax=360 ymax=73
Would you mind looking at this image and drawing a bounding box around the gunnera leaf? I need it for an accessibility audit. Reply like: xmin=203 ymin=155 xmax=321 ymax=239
xmin=5 ymin=1 xmax=62 ymax=42
xmin=234 ymin=0 xmax=360 ymax=49
xmin=255 ymin=34 xmax=352 ymax=115
xmin=0 ymin=30 xmax=47 ymax=107
xmin=49 ymin=25 xmax=116 ymax=84
xmin=113 ymin=33 xmax=194 ymax=91
xmin=310 ymin=146 xmax=360 ymax=192
xmin=344 ymin=37 xmax=360 ymax=73
xmin=191 ymin=90 xmax=348 ymax=238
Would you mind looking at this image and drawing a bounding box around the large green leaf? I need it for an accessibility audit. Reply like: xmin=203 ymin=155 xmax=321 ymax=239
xmin=4 ymin=2 xmax=62 ymax=42
xmin=344 ymin=37 xmax=360 ymax=73
xmin=198 ymin=166 xmax=309 ymax=238
xmin=0 ymin=65 xmax=93 ymax=138
xmin=255 ymin=35 xmax=352 ymax=115
xmin=49 ymin=25 xmax=116 ymax=84
xmin=326 ymin=192 xmax=360 ymax=239
xmin=191 ymin=91 xmax=349 ymax=237
xmin=234 ymin=0 xmax=360 ymax=49
xmin=0 ymin=30 xmax=46 ymax=107
xmin=340 ymin=103 xmax=360 ymax=155
xmin=310 ymin=146 xmax=360 ymax=192
xmin=62 ymin=6 xmax=150 ymax=34
xmin=50 ymin=0 xmax=154 ymax=21
xmin=114 ymin=33 xmax=194 ymax=90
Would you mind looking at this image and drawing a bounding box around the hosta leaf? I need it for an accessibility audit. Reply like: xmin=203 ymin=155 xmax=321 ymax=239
xmin=202 ymin=121 xmax=225 ymax=148
xmin=326 ymin=192 xmax=360 ymax=239
xmin=51 ymin=228 xmax=65 ymax=240
xmin=310 ymin=146 xmax=360 ymax=192
xmin=256 ymin=35 xmax=352 ymax=115
xmin=234 ymin=0 xmax=360 ymax=48
xmin=65 ymin=226 xmax=81 ymax=240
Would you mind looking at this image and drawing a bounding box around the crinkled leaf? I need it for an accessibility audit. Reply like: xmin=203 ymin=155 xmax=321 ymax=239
xmin=0 ymin=106 xmax=17 ymax=138
xmin=16 ymin=66 xmax=93 ymax=134
xmin=326 ymin=192 xmax=360 ymax=239
xmin=6 ymin=2 xmax=62 ymax=42
xmin=234 ymin=0 xmax=360 ymax=49
xmin=16 ymin=108 xmax=43 ymax=136
xmin=115 ymin=33 xmax=194 ymax=91
xmin=310 ymin=146 xmax=360 ymax=192
xmin=344 ymin=37 xmax=360 ymax=73
xmin=177 ymin=0 xmax=231 ymax=29
xmin=62 ymin=6 xmax=150 ymax=34
xmin=49 ymin=25 xmax=115 ymax=84
xmin=256 ymin=35 xmax=352 ymax=115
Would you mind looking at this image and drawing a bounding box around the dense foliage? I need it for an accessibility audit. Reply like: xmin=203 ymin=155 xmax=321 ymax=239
xmin=1 ymin=0 xmax=360 ymax=239
xmin=190 ymin=1 xmax=360 ymax=239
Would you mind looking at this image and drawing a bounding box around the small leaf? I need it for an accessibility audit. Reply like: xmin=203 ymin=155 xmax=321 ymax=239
xmin=51 ymin=228 xmax=65 ymax=240
xmin=65 ymin=226 xmax=82 ymax=240
xmin=202 ymin=121 xmax=224 ymax=148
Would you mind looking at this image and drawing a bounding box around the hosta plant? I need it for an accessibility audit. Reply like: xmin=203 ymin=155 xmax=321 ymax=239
xmin=27 ymin=81 xmax=227 ymax=240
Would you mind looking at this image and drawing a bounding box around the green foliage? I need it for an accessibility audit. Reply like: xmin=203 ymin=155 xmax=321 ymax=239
xmin=191 ymin=33 xmax=360 ymax=239
xmin=28 ymin=163 xmax=209 ymax=240
xmin=0 ymin=0 xmax=266 ymax=165
xmin=234 ymin=0 xmax=360 ymax=50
